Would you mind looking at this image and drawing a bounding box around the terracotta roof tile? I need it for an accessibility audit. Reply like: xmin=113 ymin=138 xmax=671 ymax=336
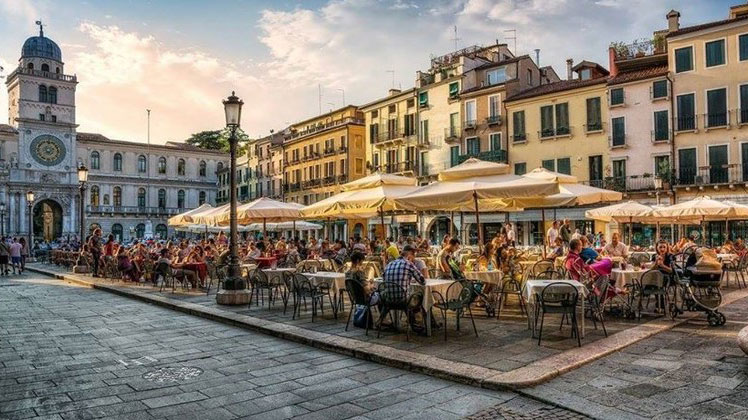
xmin=505 ymin=77 xmax=607 ymax=102
xmin=608 ymin=65 xmax=668 ymax=86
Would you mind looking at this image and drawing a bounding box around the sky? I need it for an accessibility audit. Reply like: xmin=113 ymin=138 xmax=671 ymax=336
xmin=0 ymin=0 xmax=736 ymax=145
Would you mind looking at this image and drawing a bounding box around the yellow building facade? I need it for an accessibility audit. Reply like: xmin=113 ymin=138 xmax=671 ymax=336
xmin=506 ymin=62 xmax=610 ymax=185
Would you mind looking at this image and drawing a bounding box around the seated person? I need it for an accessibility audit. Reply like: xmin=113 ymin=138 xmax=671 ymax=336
xmin=437 ymin=238 xmax=463 ymax=279
xmin=651 ymin=240 xmax=673 ymax=275
xmin=476 ymin=242 xmax=498 ymax=271
xmin=346 ymin=251 xmax=377 ymax=304
xmin=579 ymin=236 xmax=600 ymax=264
xmin=720 ymin=240 xmax=735 ymax=255
xmin=116 ymin=247 xmax=141 ymax=282
xmin=603 ymin=232 xmax=628 ymax=258
xmin=546 ymin=237 xmax=564 ymax=261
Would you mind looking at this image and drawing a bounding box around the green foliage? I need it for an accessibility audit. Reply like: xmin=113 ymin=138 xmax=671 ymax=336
xmin=185 ymin=128 xmax=250 ymax=154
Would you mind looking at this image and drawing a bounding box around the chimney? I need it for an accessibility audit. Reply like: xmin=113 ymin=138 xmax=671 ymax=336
xmin=566 ymin=58 xmax=574 ymax=81
xmin=608 ymin=47 xmax=618 ymax=78
xmin=534 ymin=49 xmax=540 ymax=66
xmin=667 ymin=9 xmax=681 ymax=33
xmin=388 ymin=88 xmax=401 ymax=96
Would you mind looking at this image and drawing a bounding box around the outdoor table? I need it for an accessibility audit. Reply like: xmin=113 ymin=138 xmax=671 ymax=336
xmin=373 ymin=277 xmax=453 ymax=337
xmin=303 ymin=271 xmax=347 ymax=317
xmin=611 ymin=267 xmax=644 ymax=290
xmin=261 ymin=267 xmax=295 ymax=283
xmin=254 ymin=256 xmax=277 ymax=269
xmin=240 ymin=263 xmax=258 ymax=276
xmin=298 ymin=259 xmax=334 ymax=272
xmin=717 ymin=253 xmax=737 ymax=262
xmin=182 ymin=262 xmax=207 ymax=282
xmin=523 ymin=279 xmax=587 ymax=339
xmin=464 ymin=270 xmax=503 ymax=286
xmin=518 ymin=261 xmax=536 ymax=280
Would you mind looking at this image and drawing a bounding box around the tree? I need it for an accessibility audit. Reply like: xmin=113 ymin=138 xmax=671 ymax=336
xmin=185 ymin=128 xmax=250 ymax=154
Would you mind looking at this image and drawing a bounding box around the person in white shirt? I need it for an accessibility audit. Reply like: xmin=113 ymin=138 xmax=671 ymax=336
xmin=571 ymin=229 xmax=582 ymax=240
xmin=603 ymin=232 xmax=628 ymax=258
xmin=505 ymin=223 xmax=516 ymax=246
xmin=546 ymin=221 xmax=559 ymax=249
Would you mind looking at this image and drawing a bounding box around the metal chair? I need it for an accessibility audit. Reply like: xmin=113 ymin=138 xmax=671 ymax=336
xmin=291 ymin=273 xmax=327 ymax=321
xmin=205 ymin=262 xmax=225 ymax=295
xmin=633 ymin=269 xmax=667 ymax=319
xmin=722 ymin=254 xmax=747 ymax=289
xmin=536 ymin=282 xmax=581 ymax=347
xmin=431 ymin=280 xmax=479 ymax=342
xmin=344 ymin=278 xmax=376 ymax=336
xmin=496 ymin=263 xmax=528 ymax=320
xmin=375 ymin=281 xmax=411 ymax=340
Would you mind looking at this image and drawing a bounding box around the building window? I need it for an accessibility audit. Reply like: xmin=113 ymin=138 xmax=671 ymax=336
xmin=135 ymin=223 xmax=145 ymax=239
xmin=177 ymin=158 xmax=186 ymax=176
xmin=675 ymin=46 xmax=693 ymax=73
xmin=418 ymin=91 xmax=428 ymax=108
xmin=90 ymin=186 xmax=99 ymax=206
xmin=706 ymin=88 xmax=728 ymax=127
xmin=464 ymin=101 xmax=476 ymax=126
xmin=48 ymin=87 xmax=57 ymax=104
xmin=39 ymin=113 xmax=45 ymax=121
xmin=448 ymin=82 xmax=459 ymax=98
xmin=611 ymin=117 xmax=626 ymax=147
xmin=612 ymin=159 xmax=626 ymax=183
xmin=90 ymin=151 xmax=100 ymax=170
xmin=512 ymin=111 xmax=526 ymax=141
xmin=653 ymin=110 xmax=670 ymax=141
xmin=111 ymin=224 xmax=123 ymax=241
xmin=138 ymin=155 xmax=147 ymax=173
xmin=542 ymin=159 xmax=555 ymax=171
xmin=158 ymin=189 xmax=166 ymax=209
xmin=103 ymin=194 xmax=109 ymax=205
xmin=113 ymin=153 xmax=122 ymax=171
xmin=514 ymin=162 xmax=526 ymax=175
xmin=489 ymin=133 xmax=502 ymax=151
xmin=41 ymin=63 xmax=49 ymax=72
xmin=177 ymin=190 xmax=185 ymax=209
xmin=557 ymin=158 xmax=571 ymax=175
xmin=404 ymin=114 xmax=415 ymax=136
xmin=407 ymin=98 xmax=415 ymax=108
xmin=419 ymin=120 xmax=428 ymax=143
xmin=676 ymin=93 xmax=696 ymax=131
xmin=705 ymin=39 xmax=726 ymax=67
xmin=27 ymin=63 xmax=33 ymax=70
xmin=199 ymin=191 xmax=206 ymax=205
xmin=610 ymin=88 xmax=624 ymax=106
xmin=158 ymin=157 xmax=166 ymax=174
xmin=38 ymin=85 xmax=47 ymax=102
xmin=740 ymin=84 xmax=748 ymax=124
xmin=450 ymin=146 xmax=460 ymax=167
xmin=113 ymin=186 xmax=122 ymax=207
xmin=155 ymin=224 xmax=168 ymax=239
xmin=586 ymin=97 xmax=602 ymax=131
xmin=540 ymin=106 xmax=554 ymax=137
xmin=708 ymin=144 xmax=729 ymax=183
xmin=369 ymin=123 xmax=379 ymax=143
xmin=589 ymin=155 xmax=603 ymax=187
xmin=199 ymin=161 xmax=206 ymax=177
xmin=486 ymin=68 xmax=506 ymax=86
xmin=579 ymin=69 xmax=591 ymax=80
xmin=740 ymin=34 xmax=748 ymax=61
xmin=678 ymin=148 xmax=697 ymax=184
xmin=652 ymin=80 xmax=668 ymax=99
xmin=449 ymin=112 xmax=459 ymax=137
xmin=488 ymin=95 xmax=501 ymax=120
xmin=217 ymin=162 xmax=223 ymax=172
xmin=526 ymin=69 xmax=533 ymax=85
xmin=655 ymin=155 xmax=670 ymax=179
xmin=137 ymin=188 xmax=146 ymax=208
xmin=466 ymin=137 xmax=480 ymax=155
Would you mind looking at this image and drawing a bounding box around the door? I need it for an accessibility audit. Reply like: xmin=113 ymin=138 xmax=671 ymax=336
xmin=708 ymin=145 xmax=728 ymax=183
xmin=678 ymin=148 xmax=697 ymax=184
xmin=589 ymin=155 xmax=603 ymax=187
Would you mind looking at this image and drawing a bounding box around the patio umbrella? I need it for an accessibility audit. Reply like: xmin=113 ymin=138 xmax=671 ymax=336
xmin=300 ymin=173 xmax=420 ymax=240
xmin=245 ymin=221 xmax=323 ymax=232
xmin=651 ymin=196 xmax=748 ymax=245
xmin=396 ymin=159 xmax=560 ymax=245
xmin=214 ymin=197 xmax=304 ymax=237
xmin=190 ymin=204 xmax=230 ymax=227
xmin=585 ymin=201 xmax=656 ymax=244
xmin=168 ymin=203 xmax=213 ymax=227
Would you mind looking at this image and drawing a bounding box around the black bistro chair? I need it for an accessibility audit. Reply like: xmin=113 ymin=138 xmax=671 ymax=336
xmin=536 ymin=282 xmax=581 ymax=347
xmin=432 ymin=280 xmax=479 ymax=342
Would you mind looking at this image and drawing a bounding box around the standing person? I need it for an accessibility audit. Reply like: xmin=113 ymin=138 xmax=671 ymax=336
xmin=560 ymin=219 xmax=572 ymax=246
xmin=88 ymin=228 xmax=103 ymax=277
xmin=9 ymin=238 xmax=22 ymax=275
xmin=546 ymin=221 xmax=559 ymax=250
xmin=19 ymin=237 xmax=28 ymax=273
xmin=505 ymin=223 xmax=516 ymax=246
xmin=0 ymin=237 xmax=9 ymax=276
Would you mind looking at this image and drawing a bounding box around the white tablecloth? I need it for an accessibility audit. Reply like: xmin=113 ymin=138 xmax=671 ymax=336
xmin=464 ymin=270 xmax=503 ymax=285
xmin=524 ymin=279 xmax=587 ymax=338
xmin=261 ymin=267 xmax=296 ymax=283
xmin=303 ymin=271 xmax=346 ymax=298
xmin=611 ymin=268 xmax=642 ymax=289
xmin=373 ymin=278 xmax=454 ymax=336
xmin=717 ymin=253 xmax=737 ymax=262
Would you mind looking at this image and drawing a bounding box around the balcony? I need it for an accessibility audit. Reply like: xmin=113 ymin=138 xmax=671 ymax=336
xmin=463 ymin=120 xmax=477 ymax=131
xmin=337 ymin=174 xmax=348 ymax=184
xmin=323 ymin=147 xmax=336 ymax=157
xmin=374 ymin=130 xmax=417 ymax=146
xmin=609 ymin=133 xmax=626 ymax=148
xmin=675 ymin=116 xmax=698 ymax=133
xmin=486 ymin=115 xmax=502 ymax=126
xmin=288 ymin=182 xmax=301 ymax=192
xmin=703 ymin=112 xmax=730 ymax=130
xmin=675 ymin=164 xmax=746 ymax=187
xmin=583 ymin=122 xmax=605 ymax=134
xmin=338 ymin=146 xmax=348 ymax=154
xmin=511 ymin=133 xmax=527 ymax=143
xmin=444 ymin=127 xmax=462 ymax=143
xmin=286 ymin=116 xmax=365 ymax=141
xmin=374 ymin=162 xmax=419 ymax=176
xmin=611 ymin=38 xmax=666 ymax=62
xmin=583 ymin=176 xmax=658 ymax=193
xmin=86 ymin=206 xmax=182 ymax=216
xmin=457 ymin=149 xmax=507 ymax=165
xmin=538 ymin=126 xmax=572 ymax=140
xmin=651 ymin=129 xmax=672 ymax=143
xmin=11 ymin=66 xmax=77 ymax=82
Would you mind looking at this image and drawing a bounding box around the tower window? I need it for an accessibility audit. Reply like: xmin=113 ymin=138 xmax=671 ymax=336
xmin=90 ymin=151 xmax=100 ymax=170
xmin=55 ymin=67 xmax=60 ymax=74
xmin=41 ymin=63 xmax=49 ymax=72
xmin=38 ymin=85 xmax=47 ymax=102
xmin=48 ymin=87 xmax=57 ymax=104
xmin=39 ymin=114 xmax=45 ymax=121
xmin=113 ymin=153 xmax=122 ymax=171
xmin=138 ymin=155 xmax=147 ymax=173
xmin=27 ymin=63 xmax=34 ymax=70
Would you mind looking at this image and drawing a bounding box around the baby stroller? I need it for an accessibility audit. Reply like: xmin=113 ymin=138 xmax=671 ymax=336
xmin=670 ymin=248 xmax=726 ymax=326
xmin=448 ymin=257 xmax=498 ymax=318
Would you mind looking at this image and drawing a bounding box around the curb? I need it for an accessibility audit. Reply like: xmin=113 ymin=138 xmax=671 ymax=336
xmin=27 ymin=265 xmax=741 ymax=391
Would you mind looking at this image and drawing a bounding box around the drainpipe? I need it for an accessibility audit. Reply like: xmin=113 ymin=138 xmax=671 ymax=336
xmin=666 ymin=72 xmax=676 ymax=205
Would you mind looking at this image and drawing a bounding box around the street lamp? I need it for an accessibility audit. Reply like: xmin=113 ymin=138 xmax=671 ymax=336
xmin=0 ymin=202 xmax=5 ymax=237
xmin=26 ymin=191 xmax=34 ymax=250
xmin=221 ymin=91 xmax=245 ymax=294
xmin=78 ymin=165 xmax=89 ymax=245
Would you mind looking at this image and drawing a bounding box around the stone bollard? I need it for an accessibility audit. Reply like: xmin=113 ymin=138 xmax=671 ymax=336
xmin=739 ymin=326 xmax=748 ymax=356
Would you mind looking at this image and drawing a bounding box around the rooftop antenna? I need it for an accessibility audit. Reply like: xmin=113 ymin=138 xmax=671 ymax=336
xmin=336 ymin=88 xmax=345 ymax=106
xmin=385 ymin=70 xmax=395 ymax=89
xmin=504 ymin=29 xmax=517 ymax=54
xmin=35 ymin=20 xmax=43 ymax=37
xmin=451 ymin=25 xmax=461 ymax=51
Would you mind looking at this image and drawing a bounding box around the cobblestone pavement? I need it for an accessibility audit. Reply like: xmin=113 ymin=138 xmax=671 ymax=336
xmin=0 ymin=274 xmax=584 ymax=419
xmin=524 ymin=292 xmax=748 ymax=419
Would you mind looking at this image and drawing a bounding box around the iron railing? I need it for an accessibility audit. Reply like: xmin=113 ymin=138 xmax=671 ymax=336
xmin=457 ymin=149 xmax=507 ymax=165
xmin=86 ymin=206 xmax=182 ymax=216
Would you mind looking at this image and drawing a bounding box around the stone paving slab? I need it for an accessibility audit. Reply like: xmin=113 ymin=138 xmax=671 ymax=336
xmin=26 ymin=263 xmax=748 ymax=391
xmin=0 ymin=273 xmax=586 ymax=419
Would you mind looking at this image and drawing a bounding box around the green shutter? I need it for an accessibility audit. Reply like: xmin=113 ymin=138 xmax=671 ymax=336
xmin=707 ymin=88 xmax=727 ymax=127
xmin=610 ymin=88 xmax=624 ymax=105
xmin=586 ymin=97 xmax=601 ymax=131
xmin=540 ymin=106 xmax=554 ymax=137
xmin=557 ymin=158 xmax=571 ymax=175
xmin=449 ymin=82 xmax=459 ymax=97
xmin=419 ymin=92 xmax=428 ymax=107
xmin=652 ymin=80 xmax=668 ymax=99
xmin=678 ymin=148 xmax=696 ymax=183
xmin=514 ymin=163 xmax=526 ymax=175
xmin=741 ymin=85 xmax=748 ymax=124
xmin=705 ymin=40 xmax=725 ymax=67
xmin=542 ymin=159 xmax=555 ymax=171
xmin=675 ymin=47 xmax=693 ymax=73
xmin=612 ymin=117 xmax=625 ymax=146
xmin=513 ymin=111 xmax=525 ymax=140
xmin=555 ymin=103 xmax=569 ymax=135
xmin=677 ymin=94 xmax=695 ymax=130
xmin=740 ymin=34 xmax=748 ymax=61
xmin=654 ymin=110 xmax=669 ymax=141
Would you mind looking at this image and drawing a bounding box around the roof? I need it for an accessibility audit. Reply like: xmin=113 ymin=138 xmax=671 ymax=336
xmin=505 ymin=77 xmax=608 ymax=102
xmin=22 ymin=35 xmax=62 ymax=62
xmin=76 ymin=132 xmax=228 ymax=156
xmin=359 ymin=88 xmax=417 ymax=110
xmin=608 ymin=65 xmax=668 ymax=86
xmin=666 ymin=15 xmax=748 ymax=38
xmin=473 ymin=54 xmax=529 ymax=71
xmin=460 ymin=80 xmax=512 ymax=96
xmin=571 ymin=60 xmax=609 ymax=76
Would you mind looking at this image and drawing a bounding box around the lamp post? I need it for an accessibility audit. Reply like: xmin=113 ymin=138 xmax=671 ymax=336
xmin=26 ymin=191 xmax=34 ymax=250
xmin=0 ymin=202 xmax=5 ymax=237
xmin=73 ymin=166 xmax=89 ymax=273
xmin=216 ymin=91 xmax=249 ymax=305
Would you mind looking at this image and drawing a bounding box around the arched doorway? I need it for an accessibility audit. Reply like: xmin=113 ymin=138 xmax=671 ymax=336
xmin=427 ymin=216 xmax=456 ymax=244
xmin=33 ymin=199 xmax=63 ymax=242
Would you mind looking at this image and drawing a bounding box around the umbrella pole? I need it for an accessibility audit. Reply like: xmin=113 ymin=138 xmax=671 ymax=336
xmin=449 ymin=211 xmax=454 ymax=237
xmin=702 ymin=216 xmax=706 ymax=247
xmin=656 ymin=222 xmax=660 ymax=245
xmin=293 ymin=220 xmax=297 ymax=240
xmin=629 ymin=216 xmax=633 ymax=246
xmin=263 ymin=218 xmax=267 ymax=240
xmin=460 ymin=211 xmax=464 ymax=245
xmin=473 ymin=192 xmax=482 ymax=248
xmin=541 ymin=208 xmax=546 ymax=258
xmin=379 ymin=207 xmax=385 ymax=241
xmin=726 ymin=218 xmax=729 ymax=242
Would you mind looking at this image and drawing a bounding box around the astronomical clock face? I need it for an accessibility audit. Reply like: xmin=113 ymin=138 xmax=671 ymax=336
xmin=30 ymin=134 xmax=66 ymax=166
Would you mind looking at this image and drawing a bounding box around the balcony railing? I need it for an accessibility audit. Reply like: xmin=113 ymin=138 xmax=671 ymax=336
xmin=740 ymin=108 xmax=748 ymax=125
xmin=374 ymin=130 xmax=417 ymax=144
xmin=444 ymin=126 xmax=462 ymax=142
xmin=323 ymin=147 xmax=336 ymax=156
xmin=584 ymin=122 xmax=605 ymax=133
xmin=609 ymin=133 xmax=626 ymax=148
xmin=676 ymin=165 xmax=745 ymax=186
xmin=457 ymin=149 xmax=507 ymax=165
xmin=11 ymin=66 xmax=77 ymax=82
xmin=486 ymin=115 xmax=502 ymax=126
xmin=374 ymin=162 xmax=419 ymax=175
xmin=511 ymin=133 xmax=527 ymax=143
xmin=286 ymin=117 xmax=364 ymax=141
xmin=463 ymin=120 xmax=477 ymax=130
xmin=651 ymin=129 xmax=672 ymax=143
xmin=611 ymin=38 xmax=666 ymax=61
xmin=703 ymin=111 xmax=730 ymax=129
xmin=675 ymin=116 xmax=697 ymax=132
xmin=86 ymin=206 xmax=182 ymax=216
xmin=538 ymin=126 xmax=572 ymax=140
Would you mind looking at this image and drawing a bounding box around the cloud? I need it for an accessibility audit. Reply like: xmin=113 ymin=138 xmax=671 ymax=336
xmin=0 ymin=0 xmax=37 ymax=22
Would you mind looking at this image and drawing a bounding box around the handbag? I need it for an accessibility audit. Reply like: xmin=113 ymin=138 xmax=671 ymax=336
xmin=352 ymin=305 xmax=372 ymax=329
